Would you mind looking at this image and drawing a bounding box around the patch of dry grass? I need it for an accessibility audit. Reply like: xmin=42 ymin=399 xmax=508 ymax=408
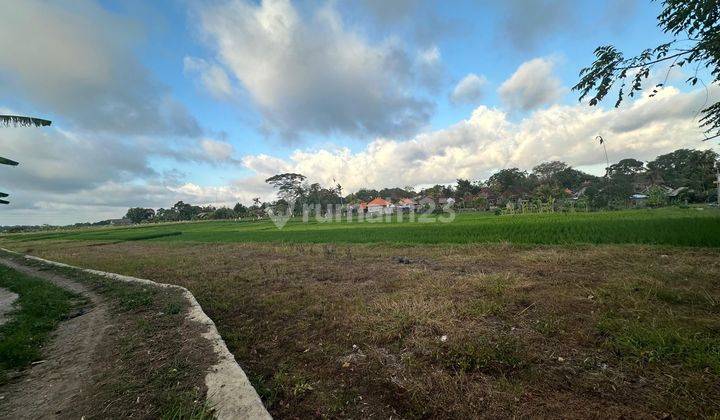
xmin=3 ymin=240 xmax=719 ymax=418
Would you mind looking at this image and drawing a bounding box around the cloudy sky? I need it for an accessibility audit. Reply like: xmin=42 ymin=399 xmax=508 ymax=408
xmin=1 ymin=0 xmax=718 ymax=225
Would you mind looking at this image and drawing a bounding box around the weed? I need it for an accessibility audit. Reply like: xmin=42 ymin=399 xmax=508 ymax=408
xmin=443 ymin=335 xmax=526 ymax=375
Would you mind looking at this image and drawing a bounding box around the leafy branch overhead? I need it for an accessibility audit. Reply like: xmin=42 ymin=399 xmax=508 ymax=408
xmin=573 ymin=0 xmax=720 ymax=140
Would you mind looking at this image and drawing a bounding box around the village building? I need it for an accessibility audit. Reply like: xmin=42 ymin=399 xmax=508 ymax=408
xmin=366 ymin=197 xmax=393 ymax=215
xmin=397 ymin=198 xmax=417 ymax=211
xmin=416 ymin=196 xmax=435 ymax=208
xmin=438 ymin=197 xmax=456 ymax=207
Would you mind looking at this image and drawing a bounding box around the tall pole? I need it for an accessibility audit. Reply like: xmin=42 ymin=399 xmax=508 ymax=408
xmin=1 ymin=115 xmax=51 ymax=205
xmin=716 ymin=160 xmax=720 ymax=206
xmin=596 ymin=135 xmax=609 ymax=178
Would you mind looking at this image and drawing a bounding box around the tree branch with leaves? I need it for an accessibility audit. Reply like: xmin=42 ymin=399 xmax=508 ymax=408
xmin=573 ymin=0 xmax=720 ymax=141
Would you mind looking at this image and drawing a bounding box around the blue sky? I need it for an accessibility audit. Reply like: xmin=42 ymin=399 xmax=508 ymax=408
xmin=0 ymin=0 xmax=717 ymax=224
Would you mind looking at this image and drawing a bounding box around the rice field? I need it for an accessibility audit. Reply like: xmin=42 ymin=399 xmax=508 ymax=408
xmin=2 ymin=207 xmax=720 ymax=247
xmin=2 ymin=207 xmax=720 ymax=417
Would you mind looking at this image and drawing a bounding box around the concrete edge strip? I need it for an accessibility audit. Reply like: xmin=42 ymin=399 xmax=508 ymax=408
xmin=0 ymin=248 xmax=271 ymax=420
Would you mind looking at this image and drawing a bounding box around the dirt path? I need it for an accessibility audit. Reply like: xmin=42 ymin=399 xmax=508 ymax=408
xmin=0 ymin=258 xmax=110 ymax=420
xmin=0 ymin=287 xmax=19 ymax=326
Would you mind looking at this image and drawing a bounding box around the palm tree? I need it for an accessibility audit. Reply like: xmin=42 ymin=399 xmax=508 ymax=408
xmin=1 ymin=114 xmax=52 ymax=204
xmin=0 ymin=157 xmax=19 ymax=166
xmin=1 ymin=115 xmax=51 ymax=128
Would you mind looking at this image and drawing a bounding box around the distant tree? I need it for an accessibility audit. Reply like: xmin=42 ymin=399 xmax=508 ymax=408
xmin=608 ymin=158 xmax=645 ymax=178
xmin=418 ymin=184 xmax=454 ymax=199
xmin=608 ymin=158 xmax=647 ymax=189
xmin=533 ymin=184 xmax=568 ymax=201
xmin=470 ymin=195 xmax=489 ymax=210
xmin=170 ymin=201 xmax=203 ymax=220
xmin=554 ymin=167 xmax=597 ymax=190
xmin=211 ymin=207 xmax=236 ymax=219
xmin=233 ymin=202 xmax=248 ymax=216
xmin=488 ymin=168 xmax=532 ymax=197
xmin=646 ymin=148 xmax=719 ymax=197
xmin=265 ymin=173 xmax=307 ymax=203
xmin=335 ymin=183 xmax=343 ymax=204
xmin=647 ymin=186 xmax=669 ymax=207
xmin=249 ymin=197 xmax=264 ymax=218
xmin=455 ymin=178 xmax=481 ymax=200
xmin=532 ymin=161 xmax=570 ymax=184
xmin=302 ymin=182 xmax=341 ymax=213
xmin=155 ymin=207 xmax=177 ymax=221
xmin=585 ymin=178 xmax=634 ymax=209
xmin=307 ymin=182 xmax=322 ymax=203
xmin=531 ymin=161 xmax=596 ymax=192
xmin=573 ymin=0 xmax=720 ymax=141
xmin=348 ymin=188 xmax=379 ymax=202
xmin=378 ymin=187 xmax=415 ymax=200
xmin=124 ymin=207 xmax=155 ymax=223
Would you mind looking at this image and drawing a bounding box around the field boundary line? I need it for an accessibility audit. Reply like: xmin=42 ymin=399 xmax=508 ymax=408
xmin=0 ymin=248 xmax=271 ymax=420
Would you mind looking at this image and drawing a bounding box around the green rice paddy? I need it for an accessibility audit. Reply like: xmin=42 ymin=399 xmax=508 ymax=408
xmin=3 ymin=207 xmax=720 ymax=247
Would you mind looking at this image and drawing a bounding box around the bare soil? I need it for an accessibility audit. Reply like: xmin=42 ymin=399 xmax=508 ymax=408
xmin=0 ymin=287 xmax=18 ymax=327
xmin=4 ymin=240 xmax=720 ymax=418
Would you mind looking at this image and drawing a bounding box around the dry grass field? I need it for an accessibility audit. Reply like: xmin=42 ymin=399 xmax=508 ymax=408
xmin=2 ymin=236 xmax=719 ymax=418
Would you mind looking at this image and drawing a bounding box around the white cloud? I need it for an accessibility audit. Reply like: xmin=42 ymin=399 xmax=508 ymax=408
xmin=415 ymin=45 xmax=445 ymax=90
xmin=0 ymin=127 xmax=154 ymax=194
xmin=238 ymin=85 xmax=719 ymax=192
xmin=241 ymin=154 xmax=292 ymax=175
xmin=195 ymin=0 xmax=434 ymax=140
xmin=184 ymin=57 xmax=234 ymax=99
xmin=0 ymin=125 xmax=245 ymax=225
xmin=451 ymin=73 xmax=487 ymax=105
xmin=0 ymin=0 xmax=199 ymax=136
xmin=498 ymin=57 xmax=565 ymax=112
xmin=200 ymin=138 xmax=235 ymax=161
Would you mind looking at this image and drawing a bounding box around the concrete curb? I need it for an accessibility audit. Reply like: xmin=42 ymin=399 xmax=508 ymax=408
xmin=1 ymin=249 xmax=271 ymax=420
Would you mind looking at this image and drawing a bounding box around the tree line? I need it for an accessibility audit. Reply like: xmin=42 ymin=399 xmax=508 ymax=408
xmin=117 ymin=147 xmax=718 ymax=224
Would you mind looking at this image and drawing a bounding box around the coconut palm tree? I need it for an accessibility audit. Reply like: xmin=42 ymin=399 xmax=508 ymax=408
xmin=1 ymin=114 xmax=52 ymax=204
xmin=1 ymin=115 xmax=51 ymax=128
xmin=0 ymin=156 xmax=19 ymax=166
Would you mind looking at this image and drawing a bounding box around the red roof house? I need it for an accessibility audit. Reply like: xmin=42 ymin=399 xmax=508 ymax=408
xmin=367 ymin=197 xmax=391 ymax=207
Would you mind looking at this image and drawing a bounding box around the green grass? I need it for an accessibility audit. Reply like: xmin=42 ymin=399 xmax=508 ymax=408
xmin=598 ymin=316 xmax=720 ymax=373
xmin=2 ymin=207 xmax=719 ymax=247
xmin=0 ymin=265 xmax=83 ymax=384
